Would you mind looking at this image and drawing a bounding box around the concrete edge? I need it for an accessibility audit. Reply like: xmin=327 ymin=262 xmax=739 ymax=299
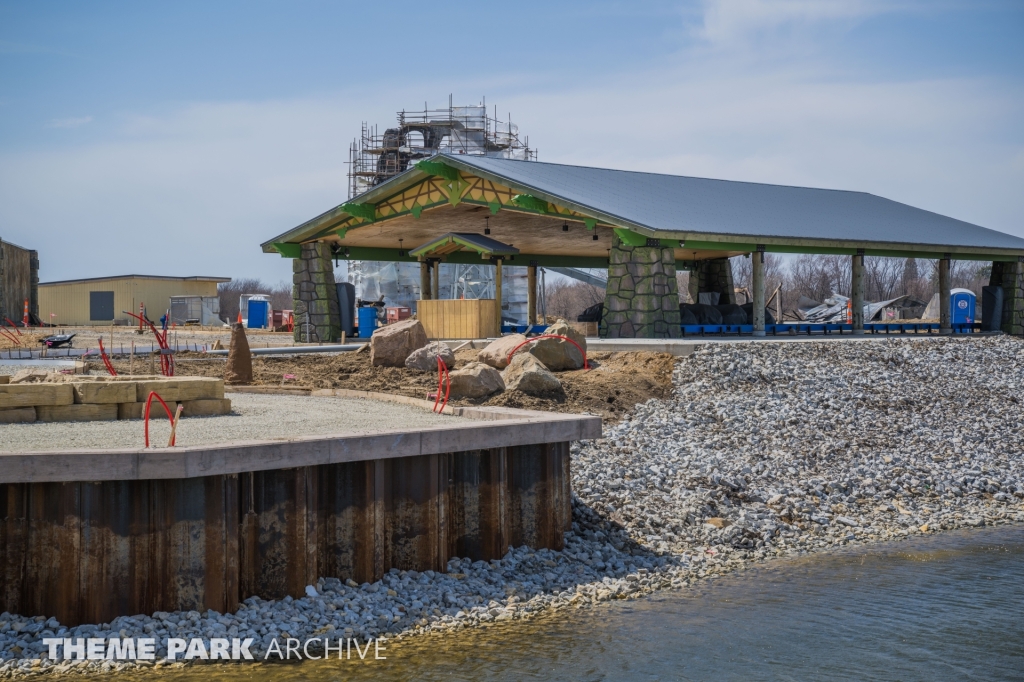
xmin=0 ymin=397 xmax=602 ymax=484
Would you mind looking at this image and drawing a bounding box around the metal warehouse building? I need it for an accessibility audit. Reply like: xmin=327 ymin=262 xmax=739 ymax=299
xmin=38 ymin=274 xmax=230 ymax=326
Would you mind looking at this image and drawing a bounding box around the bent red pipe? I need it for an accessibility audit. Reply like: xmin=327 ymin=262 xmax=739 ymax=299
xmin=143 ymin=391 xmax=176 ymax=448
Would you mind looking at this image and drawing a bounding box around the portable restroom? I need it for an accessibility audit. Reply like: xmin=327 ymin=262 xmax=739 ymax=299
xmin=950 ymin=288 xmax=976 ymax=325
xmin=246 ymin=296 xmax=270 ymax=329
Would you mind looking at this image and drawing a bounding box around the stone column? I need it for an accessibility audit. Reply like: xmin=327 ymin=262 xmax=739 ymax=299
xmin=939 ymin=256 xmax=951 ymax=335
xmin=600 ymin=235 xmax=682 ymax=339
xmin=752 ymin=248 xmax=766 ymax=336
xmin=690 ymin=258 xmax=736 ymax=305
xmin=989 ymin=260 xmax=1024 ymax=336
xmin=686 ymin=266 xmax=699 ymax=305
xmin=851 ymin=252 xmax=865 ymax=334
xmin=292 ymin=242 xmax=341 ymax=343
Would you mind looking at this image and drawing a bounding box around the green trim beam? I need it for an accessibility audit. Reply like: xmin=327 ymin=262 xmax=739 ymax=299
xmin=272 ymin=242 xmax=301 ymax=259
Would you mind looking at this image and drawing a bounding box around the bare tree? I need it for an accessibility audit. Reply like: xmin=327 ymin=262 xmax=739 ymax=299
xmin=864 ymin=256 xmax=903 ymax=301
xmin=218 ymin=279 xmax=292 ymax=323
xmin=544 ymin=279 xmax=604 ymax=321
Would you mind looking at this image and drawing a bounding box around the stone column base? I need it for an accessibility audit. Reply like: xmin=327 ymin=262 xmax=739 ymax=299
xmin=601 ymin=236 xmax=681 ymax=339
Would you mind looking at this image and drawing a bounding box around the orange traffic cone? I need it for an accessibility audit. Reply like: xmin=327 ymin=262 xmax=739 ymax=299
xmin=237 ymin=312 xmax=243 ymax=324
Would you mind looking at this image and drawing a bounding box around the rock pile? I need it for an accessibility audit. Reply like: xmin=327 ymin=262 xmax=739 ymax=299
xmin=501 ymin=354 xmax=560 ymax=395
xmin=404 ymin=342 xmax=455 ymax=372
xmin=369 ymin=319 xmax=428 ymax=367
xmin=4 ymin=337 xmax=1021 ymax=676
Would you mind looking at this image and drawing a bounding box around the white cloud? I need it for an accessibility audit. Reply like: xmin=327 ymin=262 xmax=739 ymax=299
xmin=696 ymin=0 xmax=908 ymax=44
xmin=47 ymin=116 xmax=93 ymax=129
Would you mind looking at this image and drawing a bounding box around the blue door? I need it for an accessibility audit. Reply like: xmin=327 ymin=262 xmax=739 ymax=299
xmin=248 ymin=300 xmax=269 ymax=329
xmin=950 ymin=291 xmax=975 ymax=324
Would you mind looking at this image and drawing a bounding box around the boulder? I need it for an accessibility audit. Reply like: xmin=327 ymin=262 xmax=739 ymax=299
xmin=447 ymin=362 xmax=505 ymax=399
xmin=225 ymin=323 xmax=253 ymax=385
xmin=501 ymin=353 xmax=561 ymax=395
xmin=405 ymin=341 xmax=455 ymax=372
xmin=528 ymin=320 xmax=586 ymax=371
xmin=370 ymin=319 xmax=428 ymax=367
xmin=476 ymin=334 xmax=527 ymax=370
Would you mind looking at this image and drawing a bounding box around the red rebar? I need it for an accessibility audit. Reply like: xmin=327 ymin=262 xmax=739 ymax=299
xmin=97 ymin=338 xmax=118 ymax=376
xmin=4 ymin=318 xmax=23 ymax=335
xmin=143 ymin=391 xmax=176 ymax=448
xmin=506 ymin=334 xmax=590 ymax=370
xmin=124 ymin=311 xmax=175 ymax=376
xmin=432 ymin=355 xmax=450 ymax=413
xmin=0 ymin=328 xmax=18 ymax=345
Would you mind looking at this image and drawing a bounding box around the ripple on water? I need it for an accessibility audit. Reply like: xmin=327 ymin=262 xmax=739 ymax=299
xmin=127 ymin=526 xmax=1024 ymax=682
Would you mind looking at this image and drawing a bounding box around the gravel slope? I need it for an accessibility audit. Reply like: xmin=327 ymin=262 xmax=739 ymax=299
xmin=2 ymin=336 xmax=1022 ymax=676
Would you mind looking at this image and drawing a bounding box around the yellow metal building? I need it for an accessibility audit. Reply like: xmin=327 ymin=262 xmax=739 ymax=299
xmin=38 ymin=275 xmax=230 ymax=326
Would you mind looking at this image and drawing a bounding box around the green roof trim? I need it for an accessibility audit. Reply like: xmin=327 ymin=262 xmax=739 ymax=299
xmin=341 ymin=202 xmax=376 ymax=222
xmin=409 ymin=232 xmax=520 ymax=259
xmin=415 ymin=159 xmax=460 ymax=182
xmin=511 ymin=194 xmax=549 ymax=213
xmin=613 ymin=228 xmax=648 ymax=247
xmin=272 ymin=242 xmax=301 ymax=258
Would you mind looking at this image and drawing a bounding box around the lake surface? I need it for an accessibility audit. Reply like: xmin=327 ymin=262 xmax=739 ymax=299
xmin=134 ymin=525 xmax=1024 ymax=682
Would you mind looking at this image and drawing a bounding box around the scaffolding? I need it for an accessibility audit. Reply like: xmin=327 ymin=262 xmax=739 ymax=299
xmin=347 ymin=96 xmax=537 ymax=198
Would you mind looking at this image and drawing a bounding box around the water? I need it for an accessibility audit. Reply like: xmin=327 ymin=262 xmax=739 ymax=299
xmin=132 ymin=526 xmax=1024 ymax=682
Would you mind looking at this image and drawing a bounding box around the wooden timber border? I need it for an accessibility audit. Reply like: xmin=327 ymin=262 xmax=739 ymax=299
xmin=0 ymin=394 xmax=600 ymax=626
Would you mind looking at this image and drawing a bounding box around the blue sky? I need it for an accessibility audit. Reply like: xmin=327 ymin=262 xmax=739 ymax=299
xmin=1 ymin=1 xmax=1022 ymax=283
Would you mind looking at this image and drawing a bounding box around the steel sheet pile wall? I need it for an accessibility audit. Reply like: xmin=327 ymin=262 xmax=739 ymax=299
xmin=1 ymin=444 xmax=570 ymax=626
xmin=0 ymin=239 xmax=38 ymax=324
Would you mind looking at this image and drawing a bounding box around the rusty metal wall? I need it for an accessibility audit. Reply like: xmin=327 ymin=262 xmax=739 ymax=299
xmin=0 ymin=239 xmax=35 ymax=323
xmin=1 ymin=444 xmax=570 ymax=625
xmin=0 ymin=476 xmax=238 ymax=626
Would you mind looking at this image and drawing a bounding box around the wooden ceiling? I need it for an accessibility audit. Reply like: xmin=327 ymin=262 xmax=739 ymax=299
xmin=323 ymin=203 xmax=742 ymax=261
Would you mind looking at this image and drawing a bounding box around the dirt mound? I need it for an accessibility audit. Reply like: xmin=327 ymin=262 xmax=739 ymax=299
xmin=108 ymin=349 xmax=676 ymax=422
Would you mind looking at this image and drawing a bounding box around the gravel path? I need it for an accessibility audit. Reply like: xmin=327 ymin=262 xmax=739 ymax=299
xmin=2 ymin=336 xmax=1022 ymax=676
xmin=0 ymin=393 xmax=455 ymax=452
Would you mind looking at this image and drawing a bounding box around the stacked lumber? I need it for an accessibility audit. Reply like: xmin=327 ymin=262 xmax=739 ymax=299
xmin=0 ymin=375 xmax=230 ymax=423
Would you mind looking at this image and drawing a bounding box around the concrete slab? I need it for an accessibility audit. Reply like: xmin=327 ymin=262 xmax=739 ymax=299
xmin=0 ymin=392 xmax=602 ymax=483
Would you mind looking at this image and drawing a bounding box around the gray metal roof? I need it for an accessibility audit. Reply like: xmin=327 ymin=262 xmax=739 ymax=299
xmin=442 ymin=154 xmax=1024 ymax=252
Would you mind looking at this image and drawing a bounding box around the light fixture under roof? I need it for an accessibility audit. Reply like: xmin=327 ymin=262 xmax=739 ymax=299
xmin=398 ymin=239 xmax=405 ymax=257
xmin=562 ymin=221 xmax=568 ymax=232
xmin=485 ymin=216 xmax=491 ymax=235
xmin=593 ymin=232 xmax=598 ymax=241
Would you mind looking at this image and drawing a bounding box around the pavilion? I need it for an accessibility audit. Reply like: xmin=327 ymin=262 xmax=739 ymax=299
xmin=262 ymin=153 xmax=1024 ymax=340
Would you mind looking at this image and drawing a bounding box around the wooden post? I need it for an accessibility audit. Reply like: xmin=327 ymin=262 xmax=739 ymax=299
xmin=420 ymin=261 xmax=431 ymax=301
xmin=752 ymin=248 xmax=766 ymax=337
xmin=939 ymin=256 xmax=952 ymax=335
xmin=852 ymin=252 xmax=865 ymax=334
xmin=527 ymin=263 xmax=537 ymax=326
xmin=494 ymin=258 xmax=504 ymax=335
xmin=431 ymin=260 xmax=440 ymax=301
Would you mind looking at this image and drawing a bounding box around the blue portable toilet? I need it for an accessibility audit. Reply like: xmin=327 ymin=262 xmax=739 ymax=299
xmin=950 ymin=288 xmax=975 ymax=324
xmin=357 ymin=306 xmax=378 ymax=338
xmin=247 ymin=298 xmax=269 ymax=329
